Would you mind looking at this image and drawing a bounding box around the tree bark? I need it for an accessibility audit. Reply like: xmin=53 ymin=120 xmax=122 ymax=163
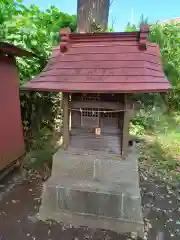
xmin=77 ymin=0 xmax=110 ymax=33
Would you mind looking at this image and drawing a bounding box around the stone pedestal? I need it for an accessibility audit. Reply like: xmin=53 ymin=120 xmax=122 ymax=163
xmin=39 ymin=147 xmax=144 ymax=235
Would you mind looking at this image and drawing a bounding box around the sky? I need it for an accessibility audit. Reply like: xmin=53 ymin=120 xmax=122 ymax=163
xmin=22 ymin=0 xmax=180 ymax=31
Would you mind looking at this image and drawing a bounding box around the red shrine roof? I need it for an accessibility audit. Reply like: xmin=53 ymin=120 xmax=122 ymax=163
xmin=22 ymin=24 xmax=170 ymax=93
xmin=0 ymin=42 xmax=36 ymax=57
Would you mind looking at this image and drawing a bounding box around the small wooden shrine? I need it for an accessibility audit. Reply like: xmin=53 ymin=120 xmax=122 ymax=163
xmin=23 ymin=25 xmax=170 ymax=235
xmin=23 ymin=24 xmax=170 ymax=156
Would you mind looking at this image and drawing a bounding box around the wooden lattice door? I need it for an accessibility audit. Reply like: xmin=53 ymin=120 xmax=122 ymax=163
xmin=70 ymin=94 xmax=121 ymax=154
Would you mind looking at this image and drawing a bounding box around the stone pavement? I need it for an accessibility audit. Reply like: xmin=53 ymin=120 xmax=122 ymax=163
xmin=39 ymin=146 xmax=144 ymax=235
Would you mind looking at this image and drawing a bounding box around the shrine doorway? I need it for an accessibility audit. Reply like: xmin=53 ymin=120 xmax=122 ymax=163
xmin=70 ymin=94 xmax=124 ymax=155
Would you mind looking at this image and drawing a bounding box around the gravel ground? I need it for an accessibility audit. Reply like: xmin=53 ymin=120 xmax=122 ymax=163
xmin=0 ymin=169 xmax=180 ymax=240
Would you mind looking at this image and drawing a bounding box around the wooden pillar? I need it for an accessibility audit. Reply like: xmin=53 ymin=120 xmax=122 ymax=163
xmin=121 ymin=95 xmax=133 ymax=156
xmin=122 ymin=110 xmax=130 ymax=156
xmin=62 ymin=92 xmax=69 ymax=150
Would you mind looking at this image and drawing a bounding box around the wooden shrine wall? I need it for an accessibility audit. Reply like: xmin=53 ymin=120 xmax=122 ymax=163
xmin=69 ymin=93 xmax=125 ymax=154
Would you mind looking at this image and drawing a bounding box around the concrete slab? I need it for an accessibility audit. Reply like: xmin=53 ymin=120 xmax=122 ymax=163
xmin=39 ymin=146 xmax=144 ymax=235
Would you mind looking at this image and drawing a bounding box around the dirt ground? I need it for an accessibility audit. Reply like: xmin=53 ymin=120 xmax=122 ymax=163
xmin=0 ymin=169 xmax=180 ymax=240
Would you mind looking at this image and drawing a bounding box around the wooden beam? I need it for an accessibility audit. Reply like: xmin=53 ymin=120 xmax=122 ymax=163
xmin=63 ymin=92 xmax=69 ymax=150
xmin=70 ymin=101 xmax=124 ymax=110
xmin=121 ymin=110 xmax=130 ymax=156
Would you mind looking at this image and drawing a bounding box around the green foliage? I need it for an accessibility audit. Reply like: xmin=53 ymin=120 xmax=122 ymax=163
xmin=125 ymin=14 xmax=149 ymax=32
xmin=20 ymin=92 xmax=61 ymax=150
xmin=125 ymin=22 xmax=137 ymax=32
xmin=91 ymin=22 xmax=114 ymax=33
xmin=130 ymin=122 xmax=145 ymax=136
xmin=0 ymin=0 xmax=77 ymax=83
xmin=149 ymin=23 xmax=180 ymax=86
xmin=22 ymin=126 xmax=59 ymax=179
xmin=130 ymin=101 xmax=167 ymax=136
xmin=138 ymin=113 xmax=180 ymax=181
xmin=91 ymin=23 xmax=105 ymax=32
xmin=149 ymin=23 xmax=180 ymax=110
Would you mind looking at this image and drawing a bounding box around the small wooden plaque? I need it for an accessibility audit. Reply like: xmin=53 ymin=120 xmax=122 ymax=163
xmin=95 ymin=128 xmax=101 ymax=135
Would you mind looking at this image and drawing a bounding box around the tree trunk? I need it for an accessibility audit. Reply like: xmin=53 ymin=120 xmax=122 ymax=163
xmin=77 ymin=0 xmax=110 ymax=33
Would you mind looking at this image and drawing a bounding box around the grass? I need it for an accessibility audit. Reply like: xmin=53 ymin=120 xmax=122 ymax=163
xmin=131 ymin=112 xmax=180 ymax=182
xmin=23 ymin=126 xmax=61 ymax=180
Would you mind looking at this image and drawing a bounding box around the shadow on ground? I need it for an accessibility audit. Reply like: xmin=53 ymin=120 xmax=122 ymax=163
xmin=0 ymin=168 xmax=180 ymax=240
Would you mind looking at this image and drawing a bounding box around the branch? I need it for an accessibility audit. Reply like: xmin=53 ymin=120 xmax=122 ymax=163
xmin=110 ymin=0 xmax=115 ymax=7
xmin=111 ymin=16 xmax=116 ymax=28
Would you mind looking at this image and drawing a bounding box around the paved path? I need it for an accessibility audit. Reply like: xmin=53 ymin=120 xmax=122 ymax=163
xmin=0 ymin=170 xmax=180 ymax=240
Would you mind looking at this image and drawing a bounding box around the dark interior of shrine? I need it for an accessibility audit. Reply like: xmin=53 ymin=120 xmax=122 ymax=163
xmin=69 ymin=93 xmax=126 ymax=155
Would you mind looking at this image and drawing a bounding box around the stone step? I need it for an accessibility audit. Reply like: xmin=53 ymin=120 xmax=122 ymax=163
xmin=51 ymin=149 xmax=139 ymax=195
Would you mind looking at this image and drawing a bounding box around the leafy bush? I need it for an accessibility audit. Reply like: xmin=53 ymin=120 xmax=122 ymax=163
xmin=0 ymin=0 xmax=77 ymax=83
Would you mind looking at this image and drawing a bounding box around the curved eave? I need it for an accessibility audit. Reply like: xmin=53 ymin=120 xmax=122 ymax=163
xmin=21 ymin=81 xmax=171 ymax=93
xmin=0 ymin=42 xmax=36 ymax=57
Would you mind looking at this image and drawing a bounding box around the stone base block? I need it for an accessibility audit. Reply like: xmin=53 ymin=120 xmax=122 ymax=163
xmin=39 ymin=181 xmax=143 ymax=234
xmin=39 ymin=147 xmax=144 ymax=235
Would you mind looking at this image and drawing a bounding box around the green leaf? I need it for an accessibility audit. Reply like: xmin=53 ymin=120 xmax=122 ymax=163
xmin=31 ymin=39 xmax=38 ymax=46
